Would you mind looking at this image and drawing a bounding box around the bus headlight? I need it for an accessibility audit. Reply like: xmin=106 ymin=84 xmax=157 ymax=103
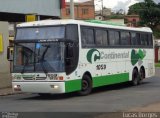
xmin=13 ymin=85 xmax=21 ymax=91
xmin=50 ymin=85 xmax=59 ymax=89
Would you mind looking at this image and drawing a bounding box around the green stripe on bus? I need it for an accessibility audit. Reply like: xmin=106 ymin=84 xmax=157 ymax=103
xmin=65 ymin=73 xmax=129 ymax=93
xmin=93 ymin=73 xmax=129 ymax=88
xmin=65 ymin=79 xmax=81 ymax=93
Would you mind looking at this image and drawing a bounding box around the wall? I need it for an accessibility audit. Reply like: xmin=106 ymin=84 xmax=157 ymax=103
xmin=61 ymin=0 xmax=95 ymax=20
xmin=107 ymin=19 xmax=125 ymax=24
xmin=124 ymin=15 xmax=140 ymax=27
xmin=0 ymin=21 xmax=11 ymax=88
xmin=0 ymin=0 xmax=60 ymax=17
xmin=95 ymin=15 xmax=103 ymax=20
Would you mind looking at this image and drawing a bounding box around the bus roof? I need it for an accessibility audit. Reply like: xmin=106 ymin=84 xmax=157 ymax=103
xmin=17 ymin=19 xmax=152 ymax=33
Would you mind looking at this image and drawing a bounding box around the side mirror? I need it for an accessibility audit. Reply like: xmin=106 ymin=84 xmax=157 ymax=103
xmin=7 ymin=46 xmax=14 ymax=61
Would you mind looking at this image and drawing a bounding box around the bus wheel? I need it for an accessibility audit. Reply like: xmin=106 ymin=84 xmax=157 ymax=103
xmin=131 ymin=69 xmax=140 ymax=86
xmin=140 ymin=67 xmax=145 ymax=80
xmin=139 ymin=67 xmax=145 ymax=84
xmin=78 ymin=75 xmax=92 ymax=96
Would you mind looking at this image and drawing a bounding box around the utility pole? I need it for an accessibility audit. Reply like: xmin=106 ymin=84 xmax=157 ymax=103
xmin=101 ymin=0 xmax=103 ymax=17
xmin=70 ymin=0 xmax=75 ymax=19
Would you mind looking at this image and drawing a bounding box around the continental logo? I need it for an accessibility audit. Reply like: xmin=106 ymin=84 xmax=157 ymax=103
xmin=131 ymin=49 xmax=146 ymax=66
xmin=86 ymin=49 xmax=129 ymax=64
xmin=87 ymin=49 xmax=146 ymax=66
xmin=87 ymin=49 xmax=101 ymax=64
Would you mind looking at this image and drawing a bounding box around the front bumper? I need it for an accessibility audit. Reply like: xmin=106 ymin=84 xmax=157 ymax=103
xmin=12 ymin=81 xmax=65 ymax=94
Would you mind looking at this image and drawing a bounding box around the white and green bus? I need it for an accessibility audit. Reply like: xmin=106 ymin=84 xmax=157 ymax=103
xmin=8 ymin=19 xmax=155 ymax=96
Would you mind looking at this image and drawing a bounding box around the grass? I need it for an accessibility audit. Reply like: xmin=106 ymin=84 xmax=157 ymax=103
xmin=155 ymin=63 xmax=160 ymax=67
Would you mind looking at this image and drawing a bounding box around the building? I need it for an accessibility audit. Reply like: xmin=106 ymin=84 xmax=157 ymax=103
xmin=95 ymin=8 xmax=112 ymax=20
xmin=154 ymin=39 xmax=160 ymax=63
xmin=61 ymin=0 xmax=95 ymax=20
xmin=107 ymin=19 xmax=125 ymax=25
xmin=0 ymin=0 xmax=64 ymax=88
xmin=0 ymin=0 xmax=63 ymax=22
xmin=124 ymin=15 xmax=140 ymax=27
xmin=0 ymin=22 xmax=10 ymax=88
xmin=95 ymin=8 xmax=111 ymax=16
xmin=95 ymin=15 xmax=103 ymax=20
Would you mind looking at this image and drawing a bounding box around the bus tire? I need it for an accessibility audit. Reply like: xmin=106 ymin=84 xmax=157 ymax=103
xmin=140 ymin=67 xmax=145 ymax=80
xmin=139 ymin=67 xmax=145 ymax=84
xmin=78 ymin=75 xmax=92 ymax=96
xmin=131 ymin=69 xmax=140 ymax=86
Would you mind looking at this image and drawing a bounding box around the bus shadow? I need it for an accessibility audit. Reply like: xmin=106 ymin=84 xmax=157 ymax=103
xmin=92 ymin=81 xmax=151 ymax=94
xmin=19 ymin=92 xmax=78 ymax=100
xmin=19 ymin=81 xmax=151 ymax=100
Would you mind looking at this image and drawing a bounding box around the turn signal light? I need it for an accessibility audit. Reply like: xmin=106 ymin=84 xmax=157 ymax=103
xmin=58 ymin=76 xmax=64 ymax=80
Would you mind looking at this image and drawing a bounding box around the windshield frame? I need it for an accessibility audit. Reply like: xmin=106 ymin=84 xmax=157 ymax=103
xmin=15 ymin=25 xmax=66 ymax=41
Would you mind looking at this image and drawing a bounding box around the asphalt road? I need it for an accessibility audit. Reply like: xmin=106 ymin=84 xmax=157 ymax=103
xmin=0 ymin=69 xmax=160 ymax=115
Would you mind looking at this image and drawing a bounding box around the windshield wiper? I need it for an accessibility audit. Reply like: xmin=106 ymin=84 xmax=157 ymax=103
xmin=19 ymin=46 xmax=35 ymax=74
xmin=39 ymin=45 xmax=50 ymax=75
xmin=21 ymin=54 xmax=29 ymax=74
xmin=21 ymin=47 xmax=31 ymax=73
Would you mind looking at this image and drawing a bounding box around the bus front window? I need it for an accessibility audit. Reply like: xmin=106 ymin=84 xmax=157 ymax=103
xmin=35 ymin=42 xmax=65 ymax=73
xmin=16 ymin=26 xmax=65 ymax=40
xmin=13 ymin=42 xmax=65 ymax=73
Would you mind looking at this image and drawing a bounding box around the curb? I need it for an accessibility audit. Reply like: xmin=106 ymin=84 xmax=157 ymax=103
xmin=0 ymin=92 xmax=22 ymax=96
xmin=0 ymin=92 xmax=16 ymax=96
xmin=0 ymin=90 xmax=22 ymax=96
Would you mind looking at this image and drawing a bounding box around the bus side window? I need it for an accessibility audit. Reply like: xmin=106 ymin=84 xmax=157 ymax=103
xmin=145 ymin=34 xmax=149 ymax=46
xmin=148 ymin=34 xmax=153 ymax=46
xmin=95 ymin=29 xmax=108 ymax=46
xmin=108 ymin=30 xmax=114 ymax=45
xmin=141 ymin=33 xmax=150 ymax=46
xmin=131 ymin=32 xmax=137 ymax=45
xmin=114 ymin=31 xmax=120 ymax=45
xmin=140 ymin=33 xmax=146 ymax=45
xmin=81 ymin=27 xmax=94 ymax=46
xmin=66 ymin=24 xmax=78 ymax=41
xmin=81 ymin=28 xmax=87 ymax=44
xmin=136 ymin=33 xmax=141 ymax=45
xmin=109 ymin=30 xmax=120 ymax=46
xmin=121 ymin=31 xmax=131 ymax=45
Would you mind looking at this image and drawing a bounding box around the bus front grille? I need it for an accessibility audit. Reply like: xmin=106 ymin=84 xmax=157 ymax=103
xmin=23 ymin=77 xmax=34 ymax=80
xmin=23 ymin=77 xmax=46 ymax=80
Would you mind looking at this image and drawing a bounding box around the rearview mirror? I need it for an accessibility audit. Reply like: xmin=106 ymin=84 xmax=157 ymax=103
xmin=7 ymin=46 xmax=14 ymax=61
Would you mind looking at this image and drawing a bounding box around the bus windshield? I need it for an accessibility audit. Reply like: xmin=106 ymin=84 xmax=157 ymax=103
xmin=13 ymin=24 xmax=79 ymax=74
xmin=13 ymin=42 xmax=65 ymax=73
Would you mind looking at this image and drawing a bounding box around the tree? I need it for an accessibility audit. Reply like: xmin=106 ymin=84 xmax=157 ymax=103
xmin=128 ymin=0 xmax=160 ymax=29
xmin=128 ymin=3 xmax=145 ymax=15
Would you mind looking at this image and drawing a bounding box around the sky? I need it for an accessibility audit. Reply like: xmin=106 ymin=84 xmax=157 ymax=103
xmin=67 ymin=0 xmax=160 ymax=12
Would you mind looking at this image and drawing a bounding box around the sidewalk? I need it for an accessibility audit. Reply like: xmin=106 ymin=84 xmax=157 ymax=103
xmin=129 ymin=102 xmax=160 ymax=112
xmin=0 ymin=87 xmax=20 ymax=96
